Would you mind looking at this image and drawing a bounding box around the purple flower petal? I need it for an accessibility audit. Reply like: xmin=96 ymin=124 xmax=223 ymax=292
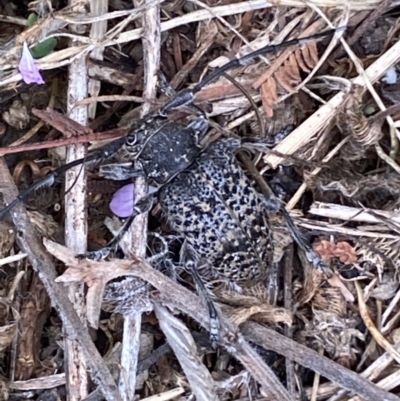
xmin=19 ymin=42 xmax=45 ymax=85
xmin=110 ymin=184 xmax=135 ymax=218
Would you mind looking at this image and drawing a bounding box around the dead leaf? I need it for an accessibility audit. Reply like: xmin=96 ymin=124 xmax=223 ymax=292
xmin=369 ymin=281 xmax=399 ymax=301
xmin=260 ymin=77 xmax=277 ymax=117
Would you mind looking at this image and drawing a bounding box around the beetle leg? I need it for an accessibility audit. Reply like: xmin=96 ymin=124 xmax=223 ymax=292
xmin=181 ymin=242 xmax=220 ymax=349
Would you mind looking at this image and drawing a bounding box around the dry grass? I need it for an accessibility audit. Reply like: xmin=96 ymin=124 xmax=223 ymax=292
xmin=1 ymin=0 xmax=400 ymax=400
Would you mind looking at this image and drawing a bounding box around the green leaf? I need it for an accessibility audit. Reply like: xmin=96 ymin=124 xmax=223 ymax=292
xmin=27 ymin=13 xmax=38 ymax=27
xmin=31 ymin=38 xmax=57 ymax=58
xmin=25 ymin=13 xmax=57 ymax=58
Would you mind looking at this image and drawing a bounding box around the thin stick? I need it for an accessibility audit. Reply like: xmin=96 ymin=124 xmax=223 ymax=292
xmin=242 ymin=322 xmax=400 ymax=401
xmin=284 ymin=245 xmax=296 ymax=397
xmin=355 ymin=281 xmax=400 ymax=365
xmin=9 ymin=374 xmax=66 ymax=390
xmin=141 ymin=387 xmax=185 ymax=401
xmin=310 ymin=348 xmax=324 ymax=401
xmin=1 ymin=1 xmax=386 ymax=87
xmin=154 ymin=304 xmax=218 ymax=401
xmin=118 ymin=1 xmax=161 ymax=399
xmin=308 ymin=202 xmax=400 ymax=224
xmin=307 ymin=338 xmax=400 ymax=399
xmin=64 ymin=1 xmax=90 ymax=397
xmin=88 ymin=0 xmax=108 ymax=120
xmin=309 ymin=2 xmax=400 ymax=163
xmin=0 ymin=129 xmax=125 ymax=156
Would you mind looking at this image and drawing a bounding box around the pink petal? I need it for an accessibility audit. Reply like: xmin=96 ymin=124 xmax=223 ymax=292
xmin=19 ymin=42 xmax=45 ymax=85
xmin=110 ymin=184 xmax=135 ymax=218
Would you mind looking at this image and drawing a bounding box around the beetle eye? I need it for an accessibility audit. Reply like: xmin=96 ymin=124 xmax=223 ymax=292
xmin=126 ymin=133 xmax=137 ymax=146
xmin=126 ymin=130 xmax=144 ymax=147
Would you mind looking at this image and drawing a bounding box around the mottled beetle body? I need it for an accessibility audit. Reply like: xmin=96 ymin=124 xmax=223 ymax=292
xmin=160 ymin=136 xmax=273 ymax=285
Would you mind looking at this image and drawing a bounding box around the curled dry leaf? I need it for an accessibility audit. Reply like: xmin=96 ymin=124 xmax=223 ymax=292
xmin=0 ymin=300 xmax=19 ymax=352
xmin=312 ymin=286 xmax=348 ymax=317
xmin=215 ymin=283 xmax=292 ymax=326
xmin=44 ymin=238 xmax=137 ymax=287
xmin=45 ymin=239 xmax=146 ymax=329
xmin=334 ymin=242 xmax=358 ymax=264
xmin=312 ymin=240 xmax=336 ymax=261
xmin=0 ymin=222 xmax=15 ymax=257
xmin=2 ymin=100 xmax=30 ymax=130
xmin=369 ymin=281 xmax=399 ymax=301
xmin=221 ymin=303 xmax=292 ymax=327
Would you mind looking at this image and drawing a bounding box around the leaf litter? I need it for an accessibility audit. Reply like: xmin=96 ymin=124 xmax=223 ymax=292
xmin=0 ymin=1 xmax=400 ymax=401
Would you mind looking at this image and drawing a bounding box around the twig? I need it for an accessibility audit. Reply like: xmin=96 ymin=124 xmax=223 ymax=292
xmin=310 ymin=2 xmax=400 ymax=166
xmin=137 ymin=343 xmax=171 ymax=374
xmin=283 ymin=245 xmax=296 ymax=397
xmin=9 ymin=374 xmax=66 ymax=390
xmin=310 ymin=347 xmax=324 ymax=401
xmin=88 ymin=0 xmax=108 ymax=120
xmin=242 ymin=322 xmax=400 ymax=401
xmin=375 ymin=143 xmax=400 ymax=173
xmin=64 ymin=3 xmax=90 ymax=398
xmin=117 ymin=1 xmax=160 ymax=399
xmin=0 ymin=160 xmax=121 ymax=401
xmin=355 ymin=281 xmax=400 ymax=365
xmin=169 ymin=21 xmax=218 ymax=91
xmin=141 ymin=388 xmax=185 ymax=401
xmin=285 ymin=136 xmax=350 ymax=209
xmin=308 ymin=202 xmax=400 ymax=224
xmin=0 ymin=253 xmax=27 ymax=266
xmin=252 ymin=19 xmax=328 ymax=89
xmin=329 ymin=0 xmax=392 ymax=61
xmin=14 ymin=274 xmax=49 ymax=380
xmin=308 ymin=338 xmax=400 ymax=399
xmin=1 ymin=1 xmax=388 ymax=87
xmin=154 ymin=304 xmax=219 ymax=401
xmin=119 ymin=314 xmax=141 ymax=401
xmin=278 ymin=5 xmax=349 ymax=101
xmin=0 ymin=129 xmax=125 ymax=156
xmin=9 ymin=80 xmax=57 ymax=147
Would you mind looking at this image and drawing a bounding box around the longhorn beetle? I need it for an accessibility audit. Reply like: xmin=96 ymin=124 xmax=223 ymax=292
xmin=1 ymin=29 xmax=338 ymax=346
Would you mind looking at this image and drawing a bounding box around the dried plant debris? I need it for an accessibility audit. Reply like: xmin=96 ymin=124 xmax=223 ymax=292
xmin=297 ymin=309 xmax=365 ymax=367
xmin=313 ymin=239 xmax=358 ymax=264
xmin=1 ymin=1 xmax=400 ymax=401
xmin=304 ymin=166 xmax=400 ymax=211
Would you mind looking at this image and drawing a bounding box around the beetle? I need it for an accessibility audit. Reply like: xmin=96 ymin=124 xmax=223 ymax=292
xmin=0 ymin=30 xmax=336 ymax=346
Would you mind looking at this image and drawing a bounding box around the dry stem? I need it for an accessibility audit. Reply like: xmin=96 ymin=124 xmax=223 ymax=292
xmin=64 ymin=2 xmax=90 ymax=397
xmin=117 ymin=1 xmax=160 ymax=399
